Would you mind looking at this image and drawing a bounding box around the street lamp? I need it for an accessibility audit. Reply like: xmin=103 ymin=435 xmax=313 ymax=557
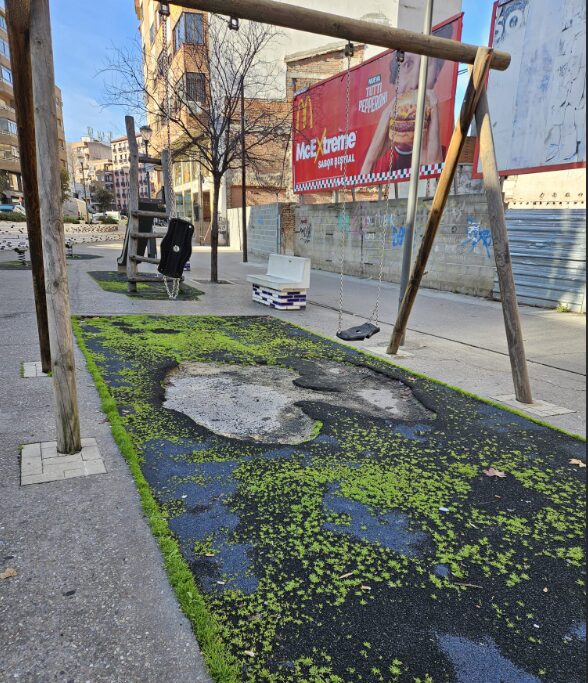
xmin=140 ymin=124 xmax=153 ymax=199
xmin=79 ymin=160 xmax=89 ymax=218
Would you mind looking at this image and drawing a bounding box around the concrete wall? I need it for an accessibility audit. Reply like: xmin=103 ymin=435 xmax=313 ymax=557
xmin=235 ymin=195 xmax=496 ymax=297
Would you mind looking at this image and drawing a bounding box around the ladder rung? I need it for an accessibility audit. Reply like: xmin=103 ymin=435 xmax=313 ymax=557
xmin=131 ymin=255 xmax=160 ymax=265
xmin=130 ymin=232 xmax=166 ymax=239
xmin=131 ymin=210 xmax=168 ymax=219
xmin=138 ymin=155 xmax=163 ymax=166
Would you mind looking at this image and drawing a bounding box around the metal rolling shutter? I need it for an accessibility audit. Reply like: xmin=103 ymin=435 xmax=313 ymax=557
xmin=493 ymin=209 xmax=586 ymax=313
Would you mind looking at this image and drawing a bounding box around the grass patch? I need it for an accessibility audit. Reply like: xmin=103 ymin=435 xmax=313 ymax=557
xmin=88 ymin=271 xmax=203 ymax=301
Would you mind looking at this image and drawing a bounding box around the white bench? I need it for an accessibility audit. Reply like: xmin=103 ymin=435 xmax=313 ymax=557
xmin=247 ymin=254 xmax=311 ymax=310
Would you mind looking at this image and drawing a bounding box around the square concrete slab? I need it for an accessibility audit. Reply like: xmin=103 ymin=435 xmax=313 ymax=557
xmin=491 ymin=395 xmax=576 ymax=417
xmin=369 ymin=346 xmax=414 ymax=359
xmin=22 ymin=361 xmax=49 ymax=378
xmin=20 ymin=438 xmax=106 ymax=486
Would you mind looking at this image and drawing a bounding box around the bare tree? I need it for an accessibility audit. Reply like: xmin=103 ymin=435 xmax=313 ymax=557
xmin=103 ymin=15 xmax=290 ymax=282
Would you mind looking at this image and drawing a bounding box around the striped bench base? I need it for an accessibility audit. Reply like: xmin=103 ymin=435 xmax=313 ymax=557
xmin=252 ymin=284 xmax=307 ymax=310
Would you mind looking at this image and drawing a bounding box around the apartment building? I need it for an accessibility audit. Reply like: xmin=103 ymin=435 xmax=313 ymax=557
xmin=0 ymin=1 xmax=67 ymax=204
xmin=67 ymin=138 xmax=113 ymax=211
xmin=135 ymin=0 xmax=213 ymax=239
xmin=111 ymin=134 xmax=154 ymax=212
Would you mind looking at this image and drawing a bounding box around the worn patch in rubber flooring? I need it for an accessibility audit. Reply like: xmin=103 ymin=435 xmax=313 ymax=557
xmin=76 ymin=315 xmax=586 ymax=683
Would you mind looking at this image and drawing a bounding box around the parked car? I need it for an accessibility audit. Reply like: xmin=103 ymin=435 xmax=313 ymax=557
xmin=91 ymin=211 xmax=120 ymax=223
xmin=0 ymin=203 xmax=26 ymax=216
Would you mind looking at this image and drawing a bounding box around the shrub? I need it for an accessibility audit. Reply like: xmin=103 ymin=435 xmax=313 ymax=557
xmin=63 ymin=216 xmax=81 ymax=224
xmin=102 ymin=216 xmax=119 ymax=225
xmin=0 ymin=211 xmax=26 ymax=222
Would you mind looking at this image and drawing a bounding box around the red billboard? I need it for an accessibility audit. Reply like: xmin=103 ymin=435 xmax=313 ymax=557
xmin=292 ymin=14 xmax=463 ymax=194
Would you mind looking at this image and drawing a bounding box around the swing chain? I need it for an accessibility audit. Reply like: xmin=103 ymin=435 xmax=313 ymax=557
xmin=163 ymin=275 xmax=181 ymax=300
xmin=337 ymin=43 xmax=353 ymax=334
xmin=368 ymin=49 xmax=404 ymax=326
xmin=159 ymin=3 xmax=184 ymax=300
xmin=160 ymin=4 xmax=176 ymax=219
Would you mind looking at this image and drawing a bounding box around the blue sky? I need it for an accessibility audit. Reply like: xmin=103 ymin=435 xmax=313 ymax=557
xmin=51 ymin=0 xmax=138 ymax=141
xmin=51 ymin=0 xmax=497 ymax=142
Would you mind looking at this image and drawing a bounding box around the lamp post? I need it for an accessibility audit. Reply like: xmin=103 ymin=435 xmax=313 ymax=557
xmin=140 ymin=124 xmax=153 ymax=199
xmin=79 ymin=159 xmax=89 ymax=218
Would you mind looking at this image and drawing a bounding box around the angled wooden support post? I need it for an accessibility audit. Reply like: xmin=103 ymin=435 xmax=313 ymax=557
xmin=126 ymin=116 xmax=140 ymax=293
xmin=5 ymin=0 xmax=51 ymax=374
xmin=387 ymin=48 xmax=494 ymax=355
xmin=30 ymin=0 xmax=81 ymax=454
xmin=475 ymin=88 xmax=533 ymax=404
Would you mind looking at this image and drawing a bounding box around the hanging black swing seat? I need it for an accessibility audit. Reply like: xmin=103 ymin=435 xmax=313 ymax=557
xmin=158 ymin=217 xmax=194 ymax=279
xmin=337 ymin=322 xmax=380 ymax=341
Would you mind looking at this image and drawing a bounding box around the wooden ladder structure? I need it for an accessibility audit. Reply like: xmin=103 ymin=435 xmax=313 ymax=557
xmin=125 ymin=115 xmax=173 ymax=293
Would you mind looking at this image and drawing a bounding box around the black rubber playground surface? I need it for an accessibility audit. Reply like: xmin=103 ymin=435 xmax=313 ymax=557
xmin=75 ymin=315 xmax=586 ymax=683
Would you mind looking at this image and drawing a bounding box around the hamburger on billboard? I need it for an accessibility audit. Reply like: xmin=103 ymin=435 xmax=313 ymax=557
xmin=292 ymin=14 xmax=463 ymax=194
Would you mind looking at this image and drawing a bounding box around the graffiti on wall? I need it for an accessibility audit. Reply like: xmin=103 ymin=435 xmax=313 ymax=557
xmin=297 ymin=218 xmax=313 ymax=244
xmin=458 ymin=217 xmax=493 ymax=258
xmin=392 ymin=225 xmax=406 ymax=248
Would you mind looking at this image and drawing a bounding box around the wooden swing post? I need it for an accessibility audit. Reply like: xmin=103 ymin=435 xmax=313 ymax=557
xmin=475 ymin=88 xmax=533 ymax=404
xmin=5 ymin=0 xmax=51 ymax=374
xmin=387 ymin=48 xmax=492 ymax=350
xmin=29 ymin=0 xmax=81 ymax=453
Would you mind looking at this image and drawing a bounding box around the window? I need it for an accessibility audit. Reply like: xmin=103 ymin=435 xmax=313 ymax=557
xmin=157 ymin=49 xmax=168 ymax=78
xmin=0 ymin=38 xmax=9 ymax=58
xmin=182 ymin=190 xmax=193 ymax=221
xmin=0 ymin=143 xmax=18 ymax=161
xmin=0 ymin=117 xmax=17 ymax=135
xmin=185 ymin=72 xmax=206 ymax=104
xmin=149 ymin=21 xmax=156 ymax=45
xmin=173 ymin=12 xmax=204 ymax=52
xmin=1 ymin=66 xmax=12 ymax=85
xmin=0 ymin=15 xmax=6 ymax=32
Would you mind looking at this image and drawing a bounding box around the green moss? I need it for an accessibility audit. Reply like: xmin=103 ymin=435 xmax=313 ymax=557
xmin=88 ymin=271 xmax=204 ymax=301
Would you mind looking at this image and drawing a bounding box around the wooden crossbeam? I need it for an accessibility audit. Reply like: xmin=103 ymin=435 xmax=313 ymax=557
xmin=170 ymin=0 xmax=511 ymax=70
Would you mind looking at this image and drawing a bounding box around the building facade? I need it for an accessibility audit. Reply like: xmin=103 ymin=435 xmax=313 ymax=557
xmin=0 ymin=1 xmax=67 ymax=205
xmin=111 ymin=134 xmax=154 ymax=212
xmin=135 ymin=0 xmax=213 ymax=240
xmin=67 ymin=138 xmax=113 ymax=211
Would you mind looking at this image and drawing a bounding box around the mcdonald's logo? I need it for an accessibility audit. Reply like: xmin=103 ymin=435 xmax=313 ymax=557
xmin=296 ymin=96 xmax=313 ymax=131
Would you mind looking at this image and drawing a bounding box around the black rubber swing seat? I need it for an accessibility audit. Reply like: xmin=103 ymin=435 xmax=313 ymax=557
xmin=337 ymin=322 xmax=380 ymax=341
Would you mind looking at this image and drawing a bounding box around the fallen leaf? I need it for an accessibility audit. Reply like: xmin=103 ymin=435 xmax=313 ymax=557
xmin=361 ymin=585 xmax=372 ymax=591
xmin=244 ymin=650 xmax=256 ymax=658
xmin=484 ymin=468 xmax=507 ymax=478
xmin=338 ymin=572 xmax=354 ymax=580
xmin=569 ymin=459 xmax=586 ymax=468
xmin=0 ymin=567 xmax=17 ymax=580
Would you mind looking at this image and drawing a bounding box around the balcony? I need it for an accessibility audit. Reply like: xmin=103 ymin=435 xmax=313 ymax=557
xmin=0 ymin=79 xmax=12 ymax=98
xmin=0 ymin=157 xmax=20 ymax=174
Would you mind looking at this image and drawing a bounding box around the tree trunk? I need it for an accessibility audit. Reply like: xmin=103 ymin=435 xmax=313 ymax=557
xmin=210 ymin=175 xmax=221 ymax=283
